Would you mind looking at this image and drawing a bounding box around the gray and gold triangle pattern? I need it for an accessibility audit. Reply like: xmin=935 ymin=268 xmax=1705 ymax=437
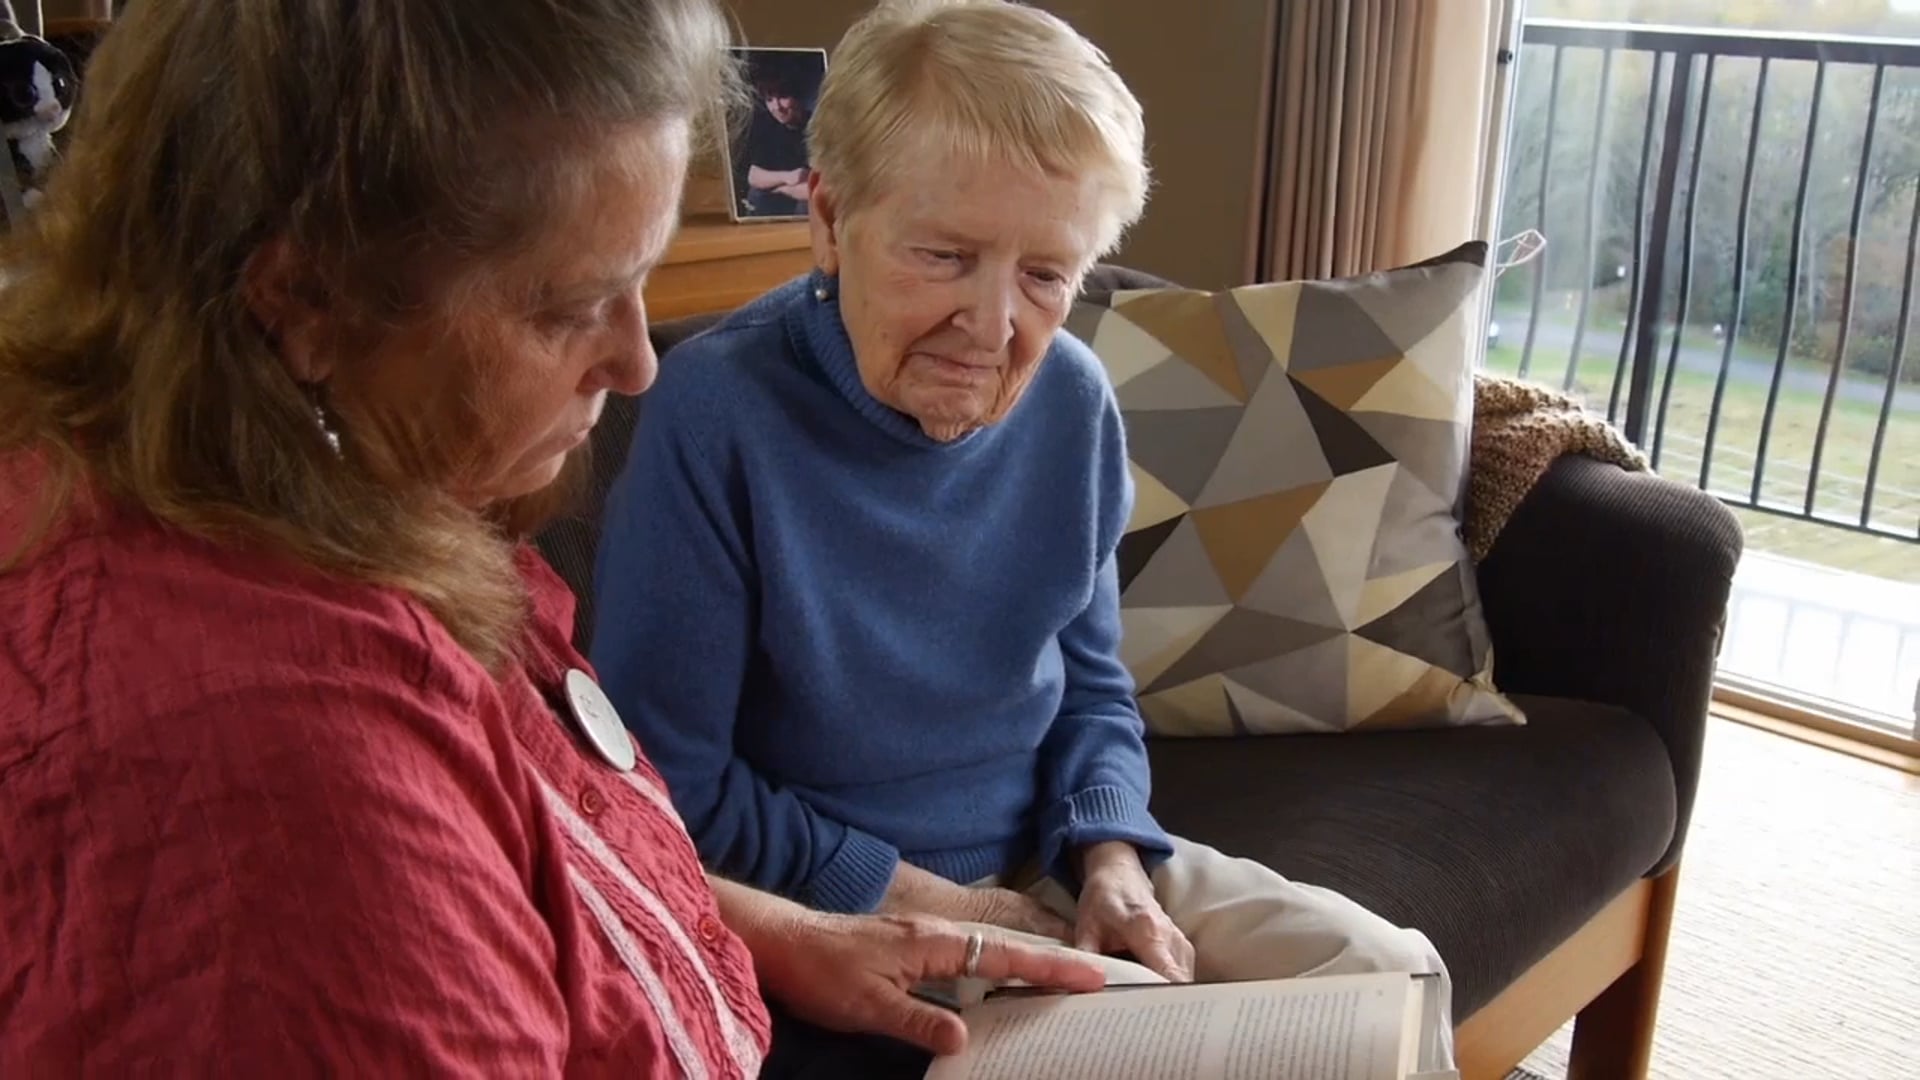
xmin=1067 ymin=243 xmax=1523 ymax=735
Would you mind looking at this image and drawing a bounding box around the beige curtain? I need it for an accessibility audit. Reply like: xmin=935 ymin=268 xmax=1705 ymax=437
xmin=1259 ymin=0 xmax=1498 ymax=283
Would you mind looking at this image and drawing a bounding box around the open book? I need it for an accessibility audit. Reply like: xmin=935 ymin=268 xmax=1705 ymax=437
xmin=924 ymin=971 xmax=1455 ymax=1080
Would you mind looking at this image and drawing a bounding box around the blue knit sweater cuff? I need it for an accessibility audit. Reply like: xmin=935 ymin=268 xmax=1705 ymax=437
xmin=802 ymin=825 xmax=900 ymax=915
xmin=1040 ymin=785 xmax=1175 ymax=886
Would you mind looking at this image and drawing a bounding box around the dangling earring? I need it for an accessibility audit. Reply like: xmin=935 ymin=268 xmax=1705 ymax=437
xmin=308 ymin=385 xmax=342 ymax=457
xmin=316 ymin=407 xmax=342 ymax=456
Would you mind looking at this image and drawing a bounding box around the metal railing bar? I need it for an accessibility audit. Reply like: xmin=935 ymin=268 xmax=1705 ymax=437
xmin=1751 ymin=59 xmax=1826 ymax=504
xmin=1701 ymin=56 xmax=1771 ymax=492
xmin=1736 ymin=499 xmax=1918 ymax=538
xmin=1710 ymin=482 xmax=1917 ymax=526
xmin=1624 ymin=50 xmax=1695 ymax=446
xmin=1654 ymin=53 xmax=1715 ymax=469
xmin=1565 ymin=48 xmax=1615 ymax=393
xmin=1609 ymin=52 xmax=1666 ymax=423
xmin=1520 ymin=43 xmax=1565 ymax=380
xmin=1506 ymin=22 xmax=1920 ymax=544
xmin=1861 ymin=144 xmax=1920 ymax=531
xmin=1806 ymin=64 xmax=1886 ymax=520
xmin=1671 ymin=430 xmax=1920 ymax=507
xmin=1525 ymin=18 xmax=1920 ymax=67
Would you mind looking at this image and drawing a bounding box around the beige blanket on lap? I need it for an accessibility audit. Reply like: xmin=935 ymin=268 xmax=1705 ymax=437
xmin=1465 ymin=372 xmax=1648 ymax=563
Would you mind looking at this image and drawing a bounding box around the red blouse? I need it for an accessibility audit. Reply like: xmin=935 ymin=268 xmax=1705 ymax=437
xmin=0 ymin=491 xmax=770 ymax=1077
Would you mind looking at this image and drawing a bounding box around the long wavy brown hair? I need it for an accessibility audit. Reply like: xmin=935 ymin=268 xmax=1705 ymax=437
xmin=0 ymin=0 xmax=738 ymax=668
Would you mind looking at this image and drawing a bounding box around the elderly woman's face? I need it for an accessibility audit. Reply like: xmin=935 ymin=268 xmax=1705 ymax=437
xmin=813 ymin=154 xmax=1108 ymax=442
xmin=260 ymin=122 xmax=688 ymax=506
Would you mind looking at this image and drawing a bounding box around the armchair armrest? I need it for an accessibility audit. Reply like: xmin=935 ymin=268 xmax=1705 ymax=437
xmin=1476 ymin=455 xmax=1743 ymax=874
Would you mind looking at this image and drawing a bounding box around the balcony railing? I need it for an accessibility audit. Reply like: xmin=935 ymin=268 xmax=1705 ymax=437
xmin=1498 ymin=19 xmax=1920 ymax=539
xmin=1493 ymin=20 xmax=1920 ymax=733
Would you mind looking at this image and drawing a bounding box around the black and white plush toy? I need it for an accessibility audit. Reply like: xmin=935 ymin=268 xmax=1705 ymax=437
xmin=0 ymin=1 xmax=75 ymax=219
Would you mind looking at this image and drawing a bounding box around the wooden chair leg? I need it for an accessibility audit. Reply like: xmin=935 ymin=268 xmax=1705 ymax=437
xmin=1566 ymin=865 xmax=1681 ymax=1080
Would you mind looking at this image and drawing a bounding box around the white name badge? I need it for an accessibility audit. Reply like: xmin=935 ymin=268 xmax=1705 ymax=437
xmin=563 ymin=668 xmax=636 ymax=773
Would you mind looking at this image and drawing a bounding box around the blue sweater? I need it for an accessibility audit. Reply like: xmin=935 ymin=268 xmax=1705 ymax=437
xmin=590 ymin=274 xmax=1172 ymax=914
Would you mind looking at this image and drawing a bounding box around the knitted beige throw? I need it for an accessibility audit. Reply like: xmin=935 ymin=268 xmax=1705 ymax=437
xmin=1466 ymin=372 xmax=1649 ymax=562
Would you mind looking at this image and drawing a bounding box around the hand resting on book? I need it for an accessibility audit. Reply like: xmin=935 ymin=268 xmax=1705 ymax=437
xmin=1073 ymin=840 xmax=1197 ymax=983
xmin=714 ymin=878 xmax=1106 ymax=1056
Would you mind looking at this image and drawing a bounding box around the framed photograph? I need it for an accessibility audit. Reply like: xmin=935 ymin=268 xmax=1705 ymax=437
xmin=724 ymin=46 xmax=828 ymax=223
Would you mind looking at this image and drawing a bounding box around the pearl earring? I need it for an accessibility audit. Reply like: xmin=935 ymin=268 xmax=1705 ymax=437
xmin=309 ymin=388 xmax=342 ymax=457
xmin=316 ymin=406 xmax=342 ymax=455
xmin=813 ymin=284 xmax=831 ymax=302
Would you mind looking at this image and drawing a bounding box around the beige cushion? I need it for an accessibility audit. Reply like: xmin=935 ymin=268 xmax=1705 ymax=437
xmin=1067 ymin=242 xmax=1523 ymax=735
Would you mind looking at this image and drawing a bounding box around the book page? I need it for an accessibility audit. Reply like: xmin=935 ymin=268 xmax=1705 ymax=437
xmin=924 ymin=973 xmax=1418 ymax=1080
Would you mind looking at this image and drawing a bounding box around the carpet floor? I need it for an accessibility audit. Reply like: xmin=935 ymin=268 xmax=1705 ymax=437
xmin=1515 ymin=718 xmax=1920 ymax=1079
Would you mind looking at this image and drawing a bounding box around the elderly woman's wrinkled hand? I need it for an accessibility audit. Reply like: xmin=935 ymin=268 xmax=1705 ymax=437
xmin=756 ymin=910 xmax=1106 ymax=1056
xmin=1073 ymin=841 xmax=1196 ymax=983
xmin=878 ymin=860 xmax=1074 ymax=942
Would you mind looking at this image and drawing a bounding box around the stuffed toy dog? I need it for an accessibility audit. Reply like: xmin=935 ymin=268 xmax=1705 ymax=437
xmin=0 ymin=1 xmax=76 ymax=223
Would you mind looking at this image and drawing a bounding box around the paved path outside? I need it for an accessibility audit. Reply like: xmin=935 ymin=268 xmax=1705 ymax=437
xmin=1493 ymin=311 xmax=1920 ymax=414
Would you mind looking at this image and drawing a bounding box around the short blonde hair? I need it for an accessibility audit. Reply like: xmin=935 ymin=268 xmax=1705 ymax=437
xmin=808 ymin=0 xmax=1149 ymax=258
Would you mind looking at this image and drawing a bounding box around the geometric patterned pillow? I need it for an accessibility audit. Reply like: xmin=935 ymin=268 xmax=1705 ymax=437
xmin=1066 ymin=242 xmax=1524 ymax=735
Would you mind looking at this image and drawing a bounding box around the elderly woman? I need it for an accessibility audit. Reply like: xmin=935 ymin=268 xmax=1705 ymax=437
xmin=593 ymin=0 xmax=1455 ymax=1063
xmin=0 ymin=1 xmax=1105 ymax=1073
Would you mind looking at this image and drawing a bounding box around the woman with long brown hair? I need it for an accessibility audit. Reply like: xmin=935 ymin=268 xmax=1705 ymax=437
xmin=0 ymin=1 xmax=1099 ymax=1073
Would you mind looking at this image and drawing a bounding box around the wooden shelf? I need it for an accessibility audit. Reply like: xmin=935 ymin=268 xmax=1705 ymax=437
xmin=662 ymin=214 xmax=811 ymax=264
xmin=645 ymin=213 xmax=814 ymax=322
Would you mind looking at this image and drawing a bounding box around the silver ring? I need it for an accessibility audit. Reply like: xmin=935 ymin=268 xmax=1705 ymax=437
xmin=963 ymin=931 xmax=985 ymax=978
